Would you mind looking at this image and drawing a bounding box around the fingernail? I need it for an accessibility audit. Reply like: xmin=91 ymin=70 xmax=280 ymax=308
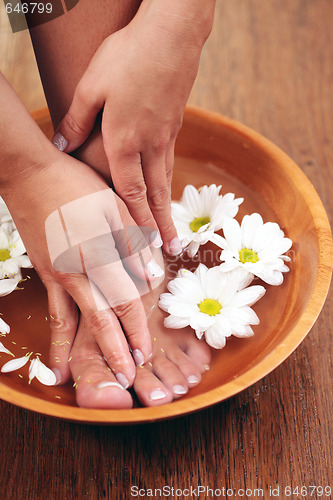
xmin=150 ymin=231 xmax=163 ymax=248
xmin=52 ymin=368 xmax=62 ymax=385
xmin=96 ymin=381 xmax=124 ymax=390
xmin=167 ymin=237 xmax=182 ymax=255
xmin=204 ymin=364 xmax=210 ymax=371
xmin=52 ymin=132 xmax=68 ymax=152
xmin=132 ymin=348 xmax=145 ymax=366
xmin=172 ymin=384 xmax=187 ymax=395
xmin=187 ymin=375 xmax=199 ymax=385
xmin=146 ymin=259 xmax=164 ymax=278
xmin=115 ymin=372 xmax=129 ymax=389
xmin=150 ymin=389 xmax=167 ymax=400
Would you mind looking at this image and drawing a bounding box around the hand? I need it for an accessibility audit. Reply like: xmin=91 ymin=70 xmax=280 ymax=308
xmin=2 ymin=148 xmax=163 ymax=388
xmin=52 ymin=7 xmax=206 ymax=255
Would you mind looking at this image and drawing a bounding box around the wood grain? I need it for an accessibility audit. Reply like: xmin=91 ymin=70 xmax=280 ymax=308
xmin=0 ymin=0 xmax=332 ymax=498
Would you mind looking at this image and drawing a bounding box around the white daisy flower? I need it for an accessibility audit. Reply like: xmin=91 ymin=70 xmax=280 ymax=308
xmin=28 ymin=357 xmax=57 ymax=386
xmin=0 ymin=317 xmax=10 ymax=334
xmin=171 ymin=184 xmax=243 ymax=257
xmin=0 ymin=224 xmax=32 ymax=280
xmin=158 ymin=264 xmax=265 ymax=349
xmin=218 ymin=213 xmax=292 ymax=286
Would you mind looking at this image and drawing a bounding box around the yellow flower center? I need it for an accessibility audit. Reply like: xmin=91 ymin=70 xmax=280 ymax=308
xmin=239 ymin=248 xmax=258 ymax=264
xmin=198 ymin=298 xmax=222 ymax=316
xmin=190 ymin=216 xmax=210 ymax=233
xmin=0 ymin=249 xmax=10 ymax=261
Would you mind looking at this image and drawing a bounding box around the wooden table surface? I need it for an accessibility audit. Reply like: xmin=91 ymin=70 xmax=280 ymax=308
xmin=0 ymin=1 xmax=332 ymax=498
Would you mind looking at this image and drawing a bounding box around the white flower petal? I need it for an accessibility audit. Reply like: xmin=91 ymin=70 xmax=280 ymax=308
xmin=232 ymin=285 xmax=266 ymax=308
xmin=1 ymin=355 xmax=30 ymax=373
xmin=241 ymin=213 xmax=263 ymax=248
xmin=0 ymin=274 xmax=21 ymax=296
xmin=0 ymin=317 xmax=10 ymax=334
xmin=222 ymin=217 xmax=242 ymax=254
xmin=28 ymin=358 xmax=39 ymax=383
xmin=0 ymin=342 xmax=14 ymax=356
xmin=182 ymin=185 xmax=202 ymax=215
xmin=232 ymin=324 xmax=254 ymax=337
xmin=164 ymin=315 xmax=190 ymax=329
xmin=35 ymin=358 xmax=57 ymax=386
xmin=187 ymin=241 xmax=201 ymax=257
xmin=13 ymin=254 xmax=32 ymax=269
xmin=205 ymin=324 xmax=227 ymax=349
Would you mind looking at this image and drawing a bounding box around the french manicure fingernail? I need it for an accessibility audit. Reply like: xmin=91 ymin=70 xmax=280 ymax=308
xmin=132 ymin=348 xmax=145 ymax=366
xmin=167 ymin=237 xmax=182 ymax=255
xmin=187 ymin=375 xmax=199 ymax=385
xmin=172 ymin=384 xmax=187 ymax=395
xmin=52 ymin=368 xmax=62 ymax=385
xmin=146 ymin=259 xmax=164 ymax=278
xmin=96 ymin=381 xmax=124 ymax=390
xmin=52 ymin=132 xmax=68 ymax=152
xmin=204 ymin=364 xmax=210 ymax=371
xmin=115 ymin=372 xmax=129 ymax=389
xmin=150 ymin=389 xmax=167 ymax=400
xmin=150 ymin=231 xmax=163 ymax=248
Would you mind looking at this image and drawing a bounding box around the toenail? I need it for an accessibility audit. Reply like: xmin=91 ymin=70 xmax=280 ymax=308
xmin=204 ymin=364 xmax=210 ymax=371
xmin=187 ymin=375 xmax=199 ymax=385
xmin=172 ymin=384 xmax=187 ymax=395
xmin=96 ymin=381 xmax=124 ymax=390
xmin=132 ymin=349 xmax=145 ymax=366
xmin=115 ymin=372 xmax=129 ymax=389
xmin=52 ymin=368 xmax=62 ymax=385
xmin=150 ymin=389 xmax=167 ymax=400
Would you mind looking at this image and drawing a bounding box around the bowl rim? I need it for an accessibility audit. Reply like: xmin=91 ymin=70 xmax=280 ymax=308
xmin=1 ymin=105 xmax=332 ymax=424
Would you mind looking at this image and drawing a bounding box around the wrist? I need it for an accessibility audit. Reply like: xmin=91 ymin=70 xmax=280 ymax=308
xmin=137 ymin=0 xmax=215 ymax=49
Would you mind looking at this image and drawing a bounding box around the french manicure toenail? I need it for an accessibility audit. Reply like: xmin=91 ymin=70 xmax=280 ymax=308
xmin=52 ymin=368 xmax=62 ymax=385
xmin=96 ymin=381 xmax=124 ymax=390
xmin=115 ymin=372 xmax=129 ymax=389
xmin=173 ymin=384 xmax=187 ymax=395
xmin=150 ymin=389 xmax=167 ymax=400
xmin=51 ymin=132 xmax=68 ymax=152
xmin=204 ymin=364 xmax=210 ymax=371
xmin=150 ymin=231 xmax=163 ymax=248
xmin=133 ymin=349 xmax=145 ymax=366
xmin=146 ymin=259 xmax=164 ymax=278
xmin=168 ymin=237 xmax=182 ymax=255
xmin=188 ymin=375 xmax=199 ymax=384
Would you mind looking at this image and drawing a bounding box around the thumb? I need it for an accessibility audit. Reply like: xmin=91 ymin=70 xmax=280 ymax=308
xmin=52 ymin=80 xmax=104 ymax=153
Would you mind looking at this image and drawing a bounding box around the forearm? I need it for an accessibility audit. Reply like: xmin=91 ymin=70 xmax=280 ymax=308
xmin=0 ymin=73 xmax=53 ymax=189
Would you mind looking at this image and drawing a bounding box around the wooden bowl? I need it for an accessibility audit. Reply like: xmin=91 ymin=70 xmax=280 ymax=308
xmin=0 ymin=107 xmax=331 ymax=424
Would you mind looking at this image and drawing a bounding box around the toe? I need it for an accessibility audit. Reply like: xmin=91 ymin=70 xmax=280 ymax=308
xmin=166 ymin=348 xmax=203 ymax=388
xmin=184 ymin=337 xmax=211 ymax=373
xmin=151 ymin=353 xmax=188 ymax=398
xmin=70 ymin=320 xmax=133 ymax=409
xmin=133 ymin=365 xmax=173 ymax=407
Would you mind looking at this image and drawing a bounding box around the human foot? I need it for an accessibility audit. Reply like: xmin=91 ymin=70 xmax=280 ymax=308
xmin=68 ymin=315 xmax=133 ymax=409
xmin=133 ymin=289 xmax=211 ymax=407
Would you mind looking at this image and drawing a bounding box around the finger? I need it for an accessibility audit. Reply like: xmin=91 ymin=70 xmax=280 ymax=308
xmin=57 ymin=270 xmax=151 ymax=387
xmin=52 ymin=75 xmax=104 ymax=153
xmin=46 ymin=280 xmax=78 ymax=385
xmin=105 ymin=146 xmax=161 ymax=243
xmin=141 ymin=146 xmax=181 ymax=256
xmin=69 ymin=317 xmax=133 ymax=409
xmin=111 ymin=197 xmax=164 ymax=283
xmin=85 ymin=260 xmax=153 ymax=363
xmin=165 ymin=139 xmax=176 ymax=197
